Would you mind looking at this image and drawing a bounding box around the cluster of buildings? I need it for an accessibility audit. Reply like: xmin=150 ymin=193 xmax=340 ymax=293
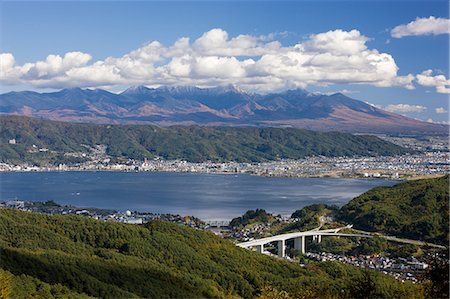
xmin=228 ymin=217 xmax=296 ymax=242
xmin=2 ymin=135 xmax=448 ymax=179
xmin=306 ymin=252 xmax=429 ymax=283
xmin=1 ymin=150 xmax=448 ymax=180
xmin=377 ymin=135 xmax=448 ymax=152
xmin=229 ymin=222 xmax=275 ymax=242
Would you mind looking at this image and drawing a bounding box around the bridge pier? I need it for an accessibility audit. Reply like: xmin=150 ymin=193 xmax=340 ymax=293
xmin=294 ymin=236 xmax=305 ymax=254
xmin=277 ymin=240 xmax=285 ymax=258
xmin=318 ymin=235 xmax=322 ymax=243
xmin=255 ymin=244 xmax=263 ymax=253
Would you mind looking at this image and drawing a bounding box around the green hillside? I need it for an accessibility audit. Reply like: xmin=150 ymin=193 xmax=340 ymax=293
xmin=339 ymin=175 xmax=449 ymax=245
xmin=0 ymin=209 xmax=423 ymax=299
xmin=0 ymin=115 xmax=412 ymax=165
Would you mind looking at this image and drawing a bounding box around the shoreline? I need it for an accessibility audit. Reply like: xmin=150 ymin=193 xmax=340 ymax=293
xmin=0 ymin=168 xmax=409 ymax=181
xmin=1 ymin=167 xmax=445 ymax=181
xmin=2 ymin=151 xmax=447 ymax=180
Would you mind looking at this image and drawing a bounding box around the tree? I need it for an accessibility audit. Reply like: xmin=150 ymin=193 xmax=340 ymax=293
xmin=357 ymin=237 xmax=388 ymax=255
xmin=422 ymin=252 xmax=449 ymax=299
xmin=0 ymin=271 xmax=12 ymax=299
xmin=350 ymin=270 xmax=377 ymax=299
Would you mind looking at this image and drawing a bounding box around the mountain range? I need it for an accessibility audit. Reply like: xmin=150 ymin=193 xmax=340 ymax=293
xmin=1 ymin=85 xmax=447 ymax=134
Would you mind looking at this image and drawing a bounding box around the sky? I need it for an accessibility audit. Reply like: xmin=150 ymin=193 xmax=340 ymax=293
xmin=0 ymin=0 xmax=449 ymax=123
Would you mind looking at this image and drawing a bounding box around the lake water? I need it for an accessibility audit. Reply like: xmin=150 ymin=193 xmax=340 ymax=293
xmin=0 ymin=172 xmax=397 ymax=220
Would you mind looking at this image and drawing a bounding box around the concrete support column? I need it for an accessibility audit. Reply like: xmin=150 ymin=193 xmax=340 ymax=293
xmin=294 ymin=236 xmax=306 ymax=254
xmin=255 ymin=244 xmax=263 ymax=253
xmin=318 ymin=235 xmax=322 ymax=243
xmin=313 ymin=235 xmax=317 ymax=242
xmin=277 ymin=240 xmax=285 ymax=258
xmin=294 ymin=237 xmax=301 ymax=250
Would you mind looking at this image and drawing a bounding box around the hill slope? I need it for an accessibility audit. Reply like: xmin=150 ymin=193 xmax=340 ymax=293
xmin=0 ymin=86 xmax=446 ymax=134
xmin=0 ymin=209 xmax=423 ymax=298
xmin=339 ymin=175 xmax=449 ymax=245
xmin=0 ymin=115 xmax=412 ymax=164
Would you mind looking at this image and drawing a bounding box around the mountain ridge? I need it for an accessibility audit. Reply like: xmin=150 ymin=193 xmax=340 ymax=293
xmin=0 ymin=86 xmax=447 ymax=135
xmin=338 ymin=175 xmax=449 ymax=245
xmin=0 ymin=115 xmax=413 ymax=164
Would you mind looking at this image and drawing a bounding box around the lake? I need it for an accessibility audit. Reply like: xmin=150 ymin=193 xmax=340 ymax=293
xmin=0 ymin=171 xmax=397 ymax=220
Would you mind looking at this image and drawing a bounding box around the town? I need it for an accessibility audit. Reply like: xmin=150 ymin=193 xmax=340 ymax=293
xmin=1 ymin=151 xmax=448 ymax=180
xmin=305 ymin=252 xmax=432 ymax=283
xmin=2 ymin=134 xmax=448 ymax=179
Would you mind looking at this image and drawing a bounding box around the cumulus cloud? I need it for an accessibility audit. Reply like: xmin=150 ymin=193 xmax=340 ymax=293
xmin=385 ymin=104 xmax=427 ymax=113
xmin=0 ymin=28 xmax=418 ymax=92
xmin=0 ymin=53 xmax=19 ymax=84
xmin=435 ymin=107 xmax=448 ymax=114
xmin=302 ymin=29 xmax=368 ymax=55
xmin=416 ymin=69 xmax=450 ymax=94
xmin=192 ymin=28 xmax=282 ymax=56
xmin=391 ymin=16 xmax=450 ymax=38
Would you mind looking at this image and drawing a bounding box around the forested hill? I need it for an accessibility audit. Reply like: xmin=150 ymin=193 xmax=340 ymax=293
xmin=0 ymin=209 xmax=423 ymax=298
xmin=0 ymin=115 xmax=412 ymax=164
xmin=339 ymin=175 xmax=449 ymax=245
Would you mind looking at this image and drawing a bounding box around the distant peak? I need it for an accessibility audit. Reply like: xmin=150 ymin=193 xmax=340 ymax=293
xmin=61 ymin=87 xmax=83 ymax=92
xmin=153 ymin=84 xmax=248 ymax=95
xmin=156 ymin=85 xmax=200 ymax=94
xmin=122 ymin=85 xmax=152 ymax=94
xmin=329 ymin=92 xmax=346 ymax=97
xmin=209 ymin=84 xmax=247 ymax=94
xmin=280 ymin=88 xmax=310 ymax=96
xmin=57 ymin=87 xmax=86 ymax=95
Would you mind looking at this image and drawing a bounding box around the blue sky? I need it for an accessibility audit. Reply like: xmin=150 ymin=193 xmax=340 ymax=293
xmin=0 ymin=1 xmax=449 ymax=122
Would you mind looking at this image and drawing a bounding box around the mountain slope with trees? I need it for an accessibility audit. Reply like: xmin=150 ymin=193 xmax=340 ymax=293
xmin=339 ymin=175 xmax=449 ymax=245
xmin=0 ymin=209 xmax=424 ymax=298
xmin=0 ymin=115 xmax=413 ymax=164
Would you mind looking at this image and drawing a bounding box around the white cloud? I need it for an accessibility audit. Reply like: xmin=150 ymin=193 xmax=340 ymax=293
xmin=23 ymin=52 xmax=92 ymax=79
xmin=416 ymin=69 xmax=450 ymax=94
xmin=302 ymin=29 xmax=368 ymax=55
xmin=365 ymin=102 xmax=383 ymax=109
xmin=385 ymin=104 xmax=427 ymax=113
xmin=192 ymin=28 xmax=282 ymax=56
xmin=427 ymin=119 xmax=450 ymax=124
xmin=435 ymin=107 xmax=448 ymax=114
xmin=0 ymin=28 xmax=421 ymax=92
xmin=391 ymin=16 xmax=450 ymax=38
xmin=0 ymin=53 xmax=19 ymax=84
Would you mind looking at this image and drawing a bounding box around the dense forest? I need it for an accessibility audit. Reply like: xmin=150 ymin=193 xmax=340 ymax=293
xmin=0 ymin=115 xmax=413 ymax=165
xmin=339 ymin=175 xmax=449 ymax=245
xmin=0 ymin=209 xmax=424 ymax=299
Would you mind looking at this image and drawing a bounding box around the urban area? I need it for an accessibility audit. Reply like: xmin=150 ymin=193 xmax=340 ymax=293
xmin=1 ymin=135 xmax=448 ymax=180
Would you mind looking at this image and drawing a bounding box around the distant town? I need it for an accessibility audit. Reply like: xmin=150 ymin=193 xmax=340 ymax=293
xmin=1 ymin=135 xmax=448 ymax=180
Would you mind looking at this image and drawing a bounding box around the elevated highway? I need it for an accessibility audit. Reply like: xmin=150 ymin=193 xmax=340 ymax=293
xmin=237 ymin=226 xmax=446 ymax=257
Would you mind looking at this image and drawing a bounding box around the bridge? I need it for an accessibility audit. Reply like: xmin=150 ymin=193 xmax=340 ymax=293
xmin=237 ymin=226 xmax=446 ymax=258
xmin=205 ymin=220 xmax=230 ymax=227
